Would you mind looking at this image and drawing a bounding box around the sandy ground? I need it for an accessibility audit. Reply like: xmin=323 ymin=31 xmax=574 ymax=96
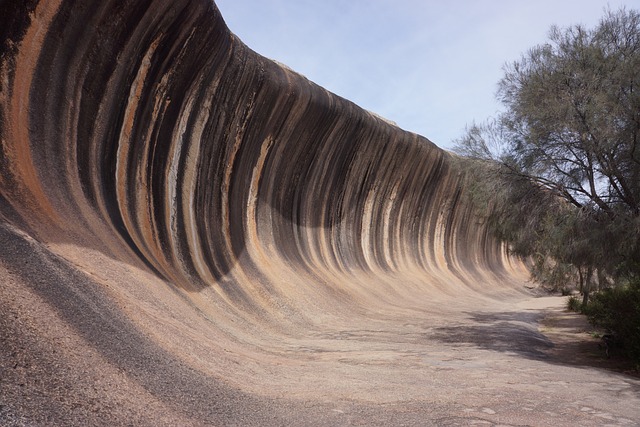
xmin=1 ymin=220 xmax=639 ymax=426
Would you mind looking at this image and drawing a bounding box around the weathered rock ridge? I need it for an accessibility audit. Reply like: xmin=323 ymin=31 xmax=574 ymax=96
xmin=1 ymin=0 xmax=522 ymax=306
xmin=2 ymin=1 xmax=603 ymax=425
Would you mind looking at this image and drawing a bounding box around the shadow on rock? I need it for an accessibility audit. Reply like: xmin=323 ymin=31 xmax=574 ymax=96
xmin=430 ymin=311 xmax=554 ymax=360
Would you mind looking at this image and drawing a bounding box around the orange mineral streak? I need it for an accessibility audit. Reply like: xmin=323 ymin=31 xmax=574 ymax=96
xmin=4 ymin=0 xmax=63 ymax=226
xmin=11 ymin=2 xmax=632 ymax=426
xmin=115 ymin=36 xmax=166 ymax=271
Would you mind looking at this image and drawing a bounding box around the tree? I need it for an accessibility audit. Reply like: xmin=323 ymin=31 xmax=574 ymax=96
xmin=455 ymin=7 xmax=640 ymax=293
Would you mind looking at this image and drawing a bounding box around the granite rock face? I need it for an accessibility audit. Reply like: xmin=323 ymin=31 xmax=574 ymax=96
xmin=0 ymin=1 xmax=532 ymax=425
xmin=1 ymin=0 xmax=519 ymax=298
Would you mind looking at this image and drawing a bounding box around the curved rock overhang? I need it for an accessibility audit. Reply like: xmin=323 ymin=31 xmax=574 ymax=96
xmin=0 ymin=0 xmax=531 ymax=424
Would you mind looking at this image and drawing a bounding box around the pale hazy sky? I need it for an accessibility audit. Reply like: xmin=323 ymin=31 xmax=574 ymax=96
xmin=215 ymin=0 xmax=637 ymax=149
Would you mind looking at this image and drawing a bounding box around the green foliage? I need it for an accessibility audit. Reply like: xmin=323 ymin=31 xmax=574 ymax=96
xmin=455 ymin=6 xmax=640 ymax=370
xmin=566 ymin=295 xmax=583 ymax=312
xmin=582 ymin=279 xmax=640 ymax=365
xmin=456 ymin=156 xmax=583 ymax=291
xmin=455 ymin=7 xmax=640 ymax=286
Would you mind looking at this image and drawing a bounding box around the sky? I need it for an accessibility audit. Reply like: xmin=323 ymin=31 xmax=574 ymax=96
xmin=215 ymin=0 xmax=638 ymax=149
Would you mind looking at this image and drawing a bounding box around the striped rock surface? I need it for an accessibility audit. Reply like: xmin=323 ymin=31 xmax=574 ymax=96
xmin=6 ymin=1 xmax=638 ymax=427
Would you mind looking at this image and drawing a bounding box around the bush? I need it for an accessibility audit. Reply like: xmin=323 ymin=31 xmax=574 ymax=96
xmin=582 ymin=279 xmax=640 ymax=365
xmin=566 ymin=295 xmax=582 ymax=312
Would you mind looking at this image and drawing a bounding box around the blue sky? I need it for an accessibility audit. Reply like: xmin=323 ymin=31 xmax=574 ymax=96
xmin=215 ymin=0 xmax=637 ymax=149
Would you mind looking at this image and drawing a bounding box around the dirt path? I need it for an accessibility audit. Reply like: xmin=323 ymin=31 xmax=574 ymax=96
xmin=539 ymin=298 xmax=639 ymax=375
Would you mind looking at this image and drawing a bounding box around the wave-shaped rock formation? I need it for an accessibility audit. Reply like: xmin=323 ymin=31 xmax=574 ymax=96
xmin=0 ymin=1 xmax=563 ymax=425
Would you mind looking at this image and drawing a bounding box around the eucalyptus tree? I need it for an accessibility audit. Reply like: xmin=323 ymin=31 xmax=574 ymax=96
xmin=455 ymin=8 xmax=640 ymax=297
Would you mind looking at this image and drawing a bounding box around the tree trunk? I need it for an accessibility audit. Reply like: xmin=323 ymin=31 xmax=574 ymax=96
xmin=578 ymin=267 xmax=584 ymax=294
xmin=597 ymin=268 xmax=607 ymax=290
xmin=582 ymin=266 xmax=593 ymax=306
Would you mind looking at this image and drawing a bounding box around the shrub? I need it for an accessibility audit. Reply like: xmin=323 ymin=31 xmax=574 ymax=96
xmin=582 ymin=279 xmax=640 ymax=366
xmin=566 ymin=295 xmax=582 ymax=312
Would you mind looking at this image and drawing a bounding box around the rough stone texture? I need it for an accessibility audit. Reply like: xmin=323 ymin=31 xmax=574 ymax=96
xmin=1 ymin=1 xmax=639 ymax=425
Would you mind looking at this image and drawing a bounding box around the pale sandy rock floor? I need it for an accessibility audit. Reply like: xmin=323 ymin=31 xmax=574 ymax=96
xmin=1 ymin=221 xmax=639 ymax=426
